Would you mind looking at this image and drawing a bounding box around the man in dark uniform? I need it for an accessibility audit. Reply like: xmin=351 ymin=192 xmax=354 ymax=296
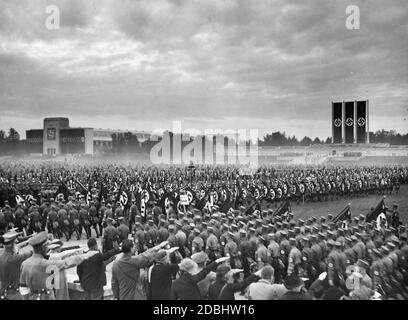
xmin=102 ymin=217 xmax=118 ymax=253
xmin=0 ymin=230 xmax=32 ymax=300
xmin=88 ymin=201 xmax=100 ymax=238
xmin=79 ymin=203 xmax=91 ymax=239
xmin=116 ymin=217 xmax=129 ymax=244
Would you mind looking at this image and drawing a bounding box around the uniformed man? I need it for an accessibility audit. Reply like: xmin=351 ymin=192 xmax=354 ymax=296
xmin=287 ymin=237 xmax=302 ymax=276
xmin=102 ymin=217 xmax=118 ymax=253
xmin=206 ymin=226 xmax=219 ymax=262
xmin=0 ymin=230 xmax=33 ymax=300
xmin=116 ymin=217 xmax=130 ymax=244
xmin=19 ymin=232 xmax=67 ymax=300
xmin=255 ymin=236 xmax=270 ymax=267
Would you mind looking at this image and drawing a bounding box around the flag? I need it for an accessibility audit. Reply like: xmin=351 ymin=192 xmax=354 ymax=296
xmin=75 ymin=180 xmax=91 ymax=204
xmin=333 ymin=204 xmax=352 ymax=223
xmin=274 ymin=200 xmax=291 ymax=217
xmin=366 ymin=198 xmax=387 ymax=223
xmin=54 ymin=182 xmax=70 ymax=202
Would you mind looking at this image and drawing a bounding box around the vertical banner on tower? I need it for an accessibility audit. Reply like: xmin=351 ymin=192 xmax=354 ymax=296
xmin=356 ymin=100 xmax=367 ymax=143
xmin=332 ymin=102 xmax=343 ymax=143
xmin=344 ymin=102 xmax=354 ymax=143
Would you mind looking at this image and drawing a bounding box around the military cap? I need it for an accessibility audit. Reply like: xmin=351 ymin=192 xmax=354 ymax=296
xmin=294 ymin=226 xmax=301 ymax=232
xmin=318 ymin=232 xmax=325 ymax=238
xmin=2 ymin=230 xmax=22 ymax=244
xmin=289 ymin=238 xmax=297 ymax=244
xmin=231 ymin=224 xmax=238 ymax=230
xmin=135 ymin=221 xmax=141 ymax=226
xmin=256 ymin=218 xmax=263 ymax=224
xmin=313 ymin=226 xmax=319 ymax=231
xmin=321 ymin=224 xmax=328 ymax=229
xmin=194 ymin=215 xmax=202 ymax=221
xmin=248 ymin=227 xmax=256 ymax=233
xmin=239 ymin=206 xmax=246 ymax=211
xmin=189 ymin=223 xmax=196 ymax=228
xmin=301 ymin=236 xmax=309 ymax=242
xmin=240 ymin=221 xmax=247 ymax=227
xmin=168 ymin=225 xmax=175 ymax=231
xmin=393 ymin=203 xmax=398 ymax=208
xmin=193 ymin=228 xmax=200 ymax=234
xmin=202 ymin=221 xmax=208 ymax=227
xmin=305 ymin=226 xmax=311 ymax=231
xmin=337 ymin=228 xmax=344 ymax=233
xmin=350 ymin=235 xmax=358 ymax=241
xmin=345 ymin=237 xmax=352 ymax=243
xmin=400 ymin=233 xmax=407 ymax=241
xmin=327 ymin=230 xmax=334 ymax=236
xmin=327 ymin=214 xmax=333 ymax=219
xmin=353 ymin=217 xmax=359 ymax=222
xmin=280 ymin=231 xmax=288 ymax=236
xmin=29 ymin=231 xmax=48 ymax=247
xmin=239 ymin=229 xmax=247 ymax=235
xmin=392 ymin=238 xmax=400 ymax=245
xmin=298 ymin=219 xmax=305 ymax=225
xmin=389 ymin=227 xmax=396 ymax=233
xmin=289 ymin=220 xmax=296 ymax=226
xmin=334 ymin=241 xmax=341 ymax=247
xmin=320 ymin=216 xmax=326 ymax=221
xmin=372 ymin=248 xmax=381 ymax=256
xmin=222 ymin=223 xmax=229 ymax=229
xmin=327 ymin=239 xmax=335 ymax=246
xmin=107 ymin=217 xmax=115 ymax=223
xmin=276 ymin=222 xmax=283 ymax=227
xmin=357 ymin=259 xmax=369 ymax=269
xmin=311 ymin=216 xmax=317 ymax=222
xmin=259 ymin=236 xmax=266 ymax=242
xmin=380 ymin=246 xmax=389 ymax=254
xmin=288 ymin=229 xmax=295 ymax=235
xmin=288 ymin=212 xmax=294 ymax=217
xmin=228 ymin=231 xmax=235 ymax=237
xmin=212 ymin=213 xmax=219 ymax=218
xmin=207 ymin=226 xmax=214 ymax=232
xmin=387 ymin=242 xmax=396 ymax=250
xmin=310 ymin=234 xmax=317 ymax=240
xmin=359 ymin=214 xmax=365 ymax=220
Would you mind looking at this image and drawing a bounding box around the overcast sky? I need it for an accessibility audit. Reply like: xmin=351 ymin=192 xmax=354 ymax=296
xmin=0 ymin=0 xmax=407 ymax=140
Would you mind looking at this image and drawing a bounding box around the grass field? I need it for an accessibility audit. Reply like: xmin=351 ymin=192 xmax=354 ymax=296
xmin=265 ymin=185 xmax=408 ymax=224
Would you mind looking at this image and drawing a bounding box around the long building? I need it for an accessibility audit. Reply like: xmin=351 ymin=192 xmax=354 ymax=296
xmin=25 ymin=117 xmax=150 ymax=156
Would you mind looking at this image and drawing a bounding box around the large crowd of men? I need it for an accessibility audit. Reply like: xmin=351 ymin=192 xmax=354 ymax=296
xmin=0 ymin=160 xmax=407 ymax=300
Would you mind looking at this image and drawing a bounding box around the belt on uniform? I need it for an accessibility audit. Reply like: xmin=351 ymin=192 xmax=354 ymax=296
xmin=31 ymin=289 xmax=51 ymax=295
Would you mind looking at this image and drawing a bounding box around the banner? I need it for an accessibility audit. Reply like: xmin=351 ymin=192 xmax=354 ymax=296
xmin=344 ymin=101 xmax=354 ymax=143
xmin=332 ymin=102 xmax=343 ymax=143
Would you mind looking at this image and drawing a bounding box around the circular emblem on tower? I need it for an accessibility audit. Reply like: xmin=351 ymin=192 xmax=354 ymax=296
xmin=345 ymin=118 xmax=354 ymax=127
xmin=334 ymin=118 xmax=342 ymax=127
xmin=357 ymin=117 xmax=366 ymax=126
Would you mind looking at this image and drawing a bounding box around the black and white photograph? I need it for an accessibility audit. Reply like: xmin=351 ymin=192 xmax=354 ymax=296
xmin=0 ymin=0 xmax=408 ymax=307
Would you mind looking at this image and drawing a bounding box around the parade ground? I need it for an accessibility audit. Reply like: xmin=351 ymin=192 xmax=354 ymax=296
xmin=33 ymin=185 xmax=405 ymax=299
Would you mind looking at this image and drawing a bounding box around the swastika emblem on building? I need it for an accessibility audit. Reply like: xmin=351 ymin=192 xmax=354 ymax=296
xmin=357 ymin=117 xmax=366 ymax=126
xmin=334 ymin=118 xmax=342 ymax=127
xmin=345 ymin=118 xmax=354 ymax=126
